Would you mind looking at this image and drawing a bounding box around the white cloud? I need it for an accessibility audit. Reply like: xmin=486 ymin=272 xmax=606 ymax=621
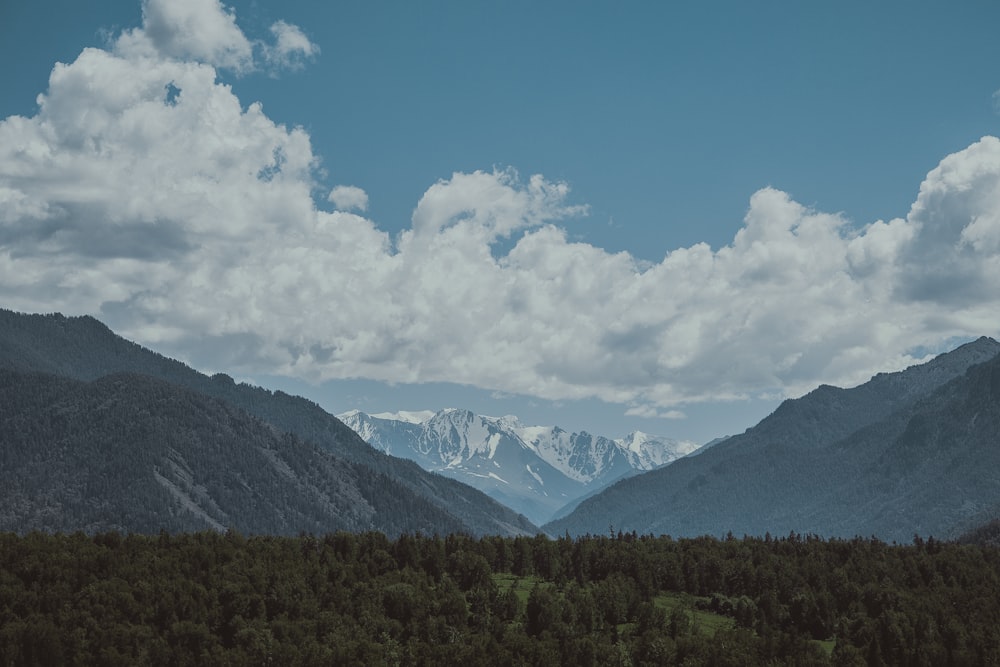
xmin=328 ymin=185 xmax=369 ymax=212
xmin=626 ymin=406 xmax=686 ymax=420
xmin=2 ymin=1 xmax=1000 ymax=419
xmin=262 ymin=21 xmax=320 ymax=72
xmin=116 ymin=0 xmax=254 ymax=72
xmin=896 ymin=136 xmax=1000 ymax=307
xmin=115 ymin=0 xmax=316 ymax=75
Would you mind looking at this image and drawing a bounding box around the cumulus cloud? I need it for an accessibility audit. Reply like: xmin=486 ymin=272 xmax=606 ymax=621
xmin=116 ymin=0 xmax=254 ymax=71
xmin=262 ymin=21 xmax=320 ymax=72
xmin=2 ymin=0 xmax=1000 ymax=419
xmin=115 ymin=0 xmax=316 ymax=75
xmin=328 ymin=185 xmax=369 ymax=212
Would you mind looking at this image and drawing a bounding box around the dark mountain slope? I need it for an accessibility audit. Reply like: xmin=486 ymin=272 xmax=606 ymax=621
xmin=546 ymin=337 xmax=1000 ymax=541
xmin=0 ymin=310 xmax=536 ymax=536
xmin=957 ymin=517 xmax=1000 ymax=547
xmin=815 ymin=351 xmax=1000 ymax=538
xmin=0 ymin=369 xmax=467 ymax=536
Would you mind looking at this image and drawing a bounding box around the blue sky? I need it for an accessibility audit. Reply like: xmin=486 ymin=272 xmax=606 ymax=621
xmin=2 ymin=0 xmax=1000 ymax=443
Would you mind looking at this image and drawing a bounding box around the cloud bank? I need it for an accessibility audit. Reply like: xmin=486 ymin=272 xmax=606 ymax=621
xmin=2 ymin=0 xmax=999 ymax=417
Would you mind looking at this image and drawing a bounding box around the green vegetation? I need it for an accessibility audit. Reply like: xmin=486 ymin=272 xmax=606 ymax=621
xmin=1 ymin=529 xmax=999 ymax=665
xmin=814 ymin=638 xmax=837 ymax=657
xmin=654 ymin=592 xmax=735 ymax=637
xmin=493 ymin=572 xmax=542 ymax=607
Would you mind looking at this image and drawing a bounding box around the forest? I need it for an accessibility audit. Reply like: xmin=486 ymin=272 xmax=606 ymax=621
xmin=1 ymin=529 xmax=998 ymax=665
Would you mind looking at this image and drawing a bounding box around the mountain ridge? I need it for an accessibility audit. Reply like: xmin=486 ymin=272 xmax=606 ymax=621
xmin=0 ymin=368 xmax=472 ymax=536
xmin=0 ymin=309 xmax=537 ymax=536
xmin=545 ymin=336 xmax=1000 ymax=541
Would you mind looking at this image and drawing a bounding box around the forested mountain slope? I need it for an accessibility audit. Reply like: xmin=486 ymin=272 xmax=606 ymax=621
xmin=547 ymin=337 xmax=1000 ymax=542
xmin=0 ymin=369 xmax=471 ymax=535
xmin=0 ymin=309 xmax=536 ymax=536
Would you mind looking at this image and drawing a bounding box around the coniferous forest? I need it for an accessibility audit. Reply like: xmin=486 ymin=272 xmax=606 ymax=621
xmin=2 ymin=529 xmax=999 ymax=666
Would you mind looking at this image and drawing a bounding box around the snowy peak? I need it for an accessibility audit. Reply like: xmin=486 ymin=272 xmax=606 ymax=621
xmin=620 ymin=430 xmax=653 ymax=453
xmin=615 ymin=431 xmax=701 ymax=469
xmin=370 ymin=409 xmax=435 ymax=424
xmin=514 ymin=426 xmax=625 ymax=484
xmin=421 ymin=408 xmax=502 ymax=462
xmin=485 ymin=414 xmax=524 ymax=431
xmin=338 ymin=407 xmax=700 ymax=524
xmin=339 ymin=408 xmax=700 ymax=481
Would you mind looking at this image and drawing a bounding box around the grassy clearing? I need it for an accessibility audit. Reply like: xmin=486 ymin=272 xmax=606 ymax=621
xmin=492 ymin=573 xmax=544 ymax=606
xmin=492 ymin=575 xmax=836 ymax=655
xmin=656 ymin=592 xmax=836 ymax=655
xmin=493 ymin=576 xmax=739 ymax=638
xmin=653 ymin=592 xmax=736 ymax=637
xmin=813 ymin=638 xmax=836 ymax=656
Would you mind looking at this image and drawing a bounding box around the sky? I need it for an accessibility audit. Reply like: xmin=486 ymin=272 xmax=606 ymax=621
xmin=2 ymin=0 xmax=1000 ymax=444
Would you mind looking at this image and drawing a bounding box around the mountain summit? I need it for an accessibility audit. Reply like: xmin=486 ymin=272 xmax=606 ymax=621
xmin=338 ymin=408 xmax=699 ymax=524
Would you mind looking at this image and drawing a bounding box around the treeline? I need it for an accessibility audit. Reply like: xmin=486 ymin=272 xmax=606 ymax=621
xmin=1 ymin=530 xmax=999 ymax=665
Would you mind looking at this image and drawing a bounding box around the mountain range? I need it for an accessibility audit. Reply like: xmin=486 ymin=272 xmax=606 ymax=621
xmin=0 ymin=309 xmax=536 ymax=537
xmin=338 ymin=408 xmax=699 ymax=524
xmin=546 ymin=336 xmax=1000 ymax=542
xmin=3 ymin=307 xmax=999 ymax=543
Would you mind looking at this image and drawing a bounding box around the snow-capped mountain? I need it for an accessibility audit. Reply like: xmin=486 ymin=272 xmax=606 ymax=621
xmin=338 ymin=408 xmax=699 ymax=524
xmin=616 ymin=430 xmax=701 ymax=469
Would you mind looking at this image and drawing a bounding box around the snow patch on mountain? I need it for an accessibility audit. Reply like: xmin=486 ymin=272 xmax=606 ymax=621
xmin=616 ymin=431 xmax=701 ymax=469
xmin=371 ymin=410 xmax=435 ymax=424
xmin=337 ymin=407 xmax=701 ymax=524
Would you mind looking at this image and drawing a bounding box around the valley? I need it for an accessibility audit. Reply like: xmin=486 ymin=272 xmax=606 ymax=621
xmin=3 ymin=308 xmax=1000 ymax=543
xmin=3 ymin=307 xmax=1000 ymax=666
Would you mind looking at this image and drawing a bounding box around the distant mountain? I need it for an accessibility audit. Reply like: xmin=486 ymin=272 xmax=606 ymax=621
xmin=546 ymin=337 xmax=1000 ymax=542
xmin=0 ymin=309 xmax=537 ymax=536
xmin=339 ymin=408 xmax=699 ymax=524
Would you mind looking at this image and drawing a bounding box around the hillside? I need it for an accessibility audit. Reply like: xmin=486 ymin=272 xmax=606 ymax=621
xmin=546 ymin=337 xmax=1000 ymax=541
xmin=0 ymin=369 xmax=471 ymax=536
xmin=0 ymin=309 xmax=536 ymax=536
